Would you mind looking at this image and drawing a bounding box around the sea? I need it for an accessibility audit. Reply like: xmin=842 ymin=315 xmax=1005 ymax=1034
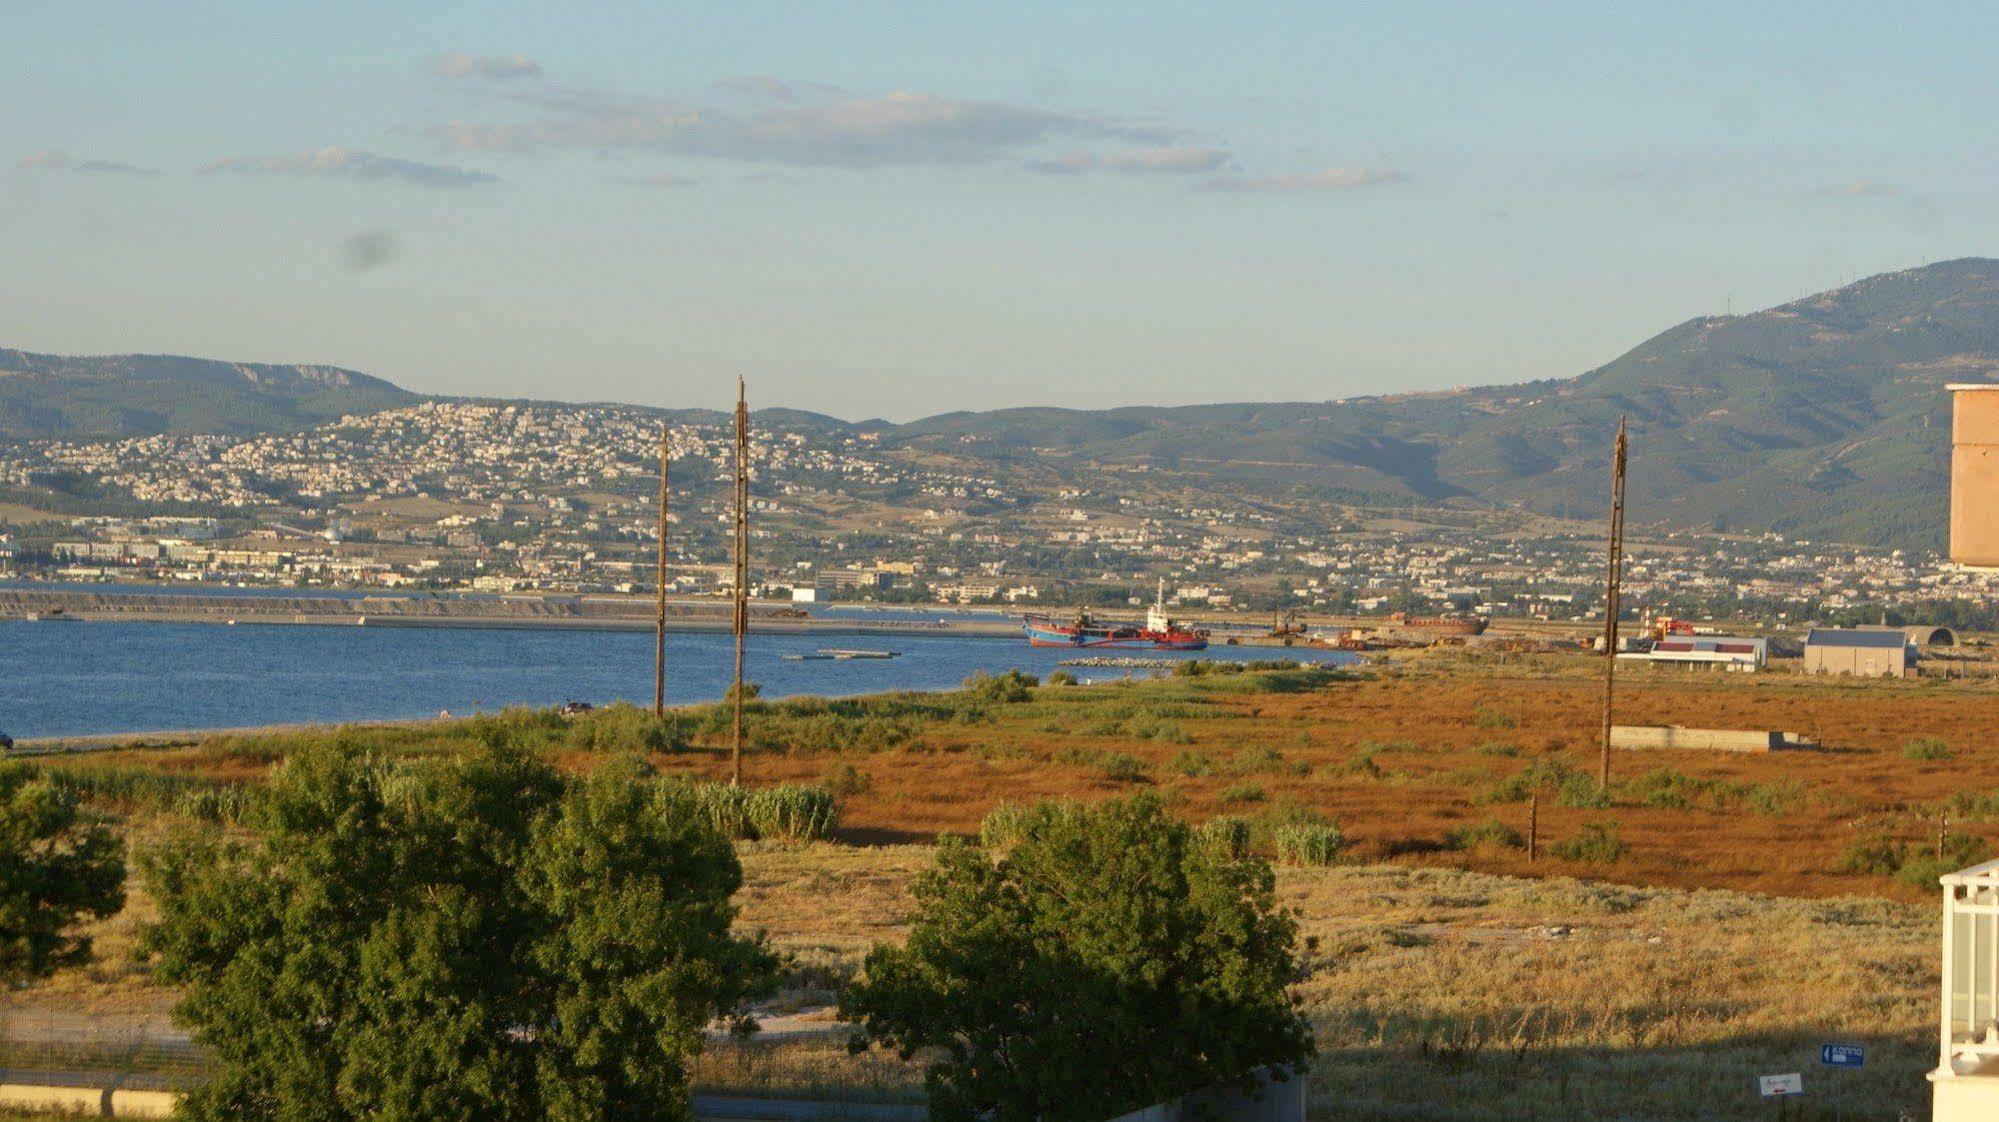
xmin=0 ymin=616 xmax=1357 ymax=740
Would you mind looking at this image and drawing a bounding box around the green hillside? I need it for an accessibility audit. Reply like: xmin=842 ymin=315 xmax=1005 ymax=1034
xmin=0 ymin=350 xmax=419 ymax=439
xmin=883 ymin=259 xmax=1999 ymax=548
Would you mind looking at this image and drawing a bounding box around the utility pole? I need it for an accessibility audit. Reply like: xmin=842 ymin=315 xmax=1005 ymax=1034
xmin=732 ymin=377 xmax=750 ymax=786
xmin=1599 ymin=416 xmax=1628 ymax=792
xmin=653 ymin=426 xmax=670 ymax=720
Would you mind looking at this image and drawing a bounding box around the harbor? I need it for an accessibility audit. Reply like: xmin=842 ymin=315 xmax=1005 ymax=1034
xmin=0 ymin=617 xmax=1358 ymax=741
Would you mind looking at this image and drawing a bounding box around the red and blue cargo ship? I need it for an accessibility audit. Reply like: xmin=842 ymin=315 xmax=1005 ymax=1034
xmin=1022 ymin=584 xmax=1209 ymax=651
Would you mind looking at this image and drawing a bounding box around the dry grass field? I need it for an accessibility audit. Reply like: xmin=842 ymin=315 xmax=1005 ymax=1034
xmin=11 ymin=843 xmax=1940 ymax=1120
xmin=11 ymin=652 xmax=1994 ymax=1117
xmin=41 ymin=652 xmax=1999 ymax=900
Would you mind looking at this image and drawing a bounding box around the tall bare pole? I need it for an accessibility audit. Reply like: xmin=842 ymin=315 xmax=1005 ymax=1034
xmin=1598 ymin=415 xmax=1628 ymax=791
xmin=731 ymin=377 xmax=750 ymax=786
xmin=653 ymin=426 xmax=670 ymax=719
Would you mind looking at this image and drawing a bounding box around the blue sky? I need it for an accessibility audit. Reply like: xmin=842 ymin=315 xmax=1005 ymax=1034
xmin=4 ymin=2 xmax=1994 ymax=420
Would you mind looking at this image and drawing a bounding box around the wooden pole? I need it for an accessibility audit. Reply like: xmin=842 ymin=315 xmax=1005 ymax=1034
xmin=1528 ymin=794 xmax=1538 ymax=864
xmin=653 ymin=426 xmax=669 ymax=720
xmin=732 ymin=377 xmax=750 ymax=786
xmin=1599 ymin=416 xmax=1628 ymax=792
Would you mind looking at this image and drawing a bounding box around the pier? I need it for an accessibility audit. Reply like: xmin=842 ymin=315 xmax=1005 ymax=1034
xmin=0 ymin=589 xmax=1018 ymax=638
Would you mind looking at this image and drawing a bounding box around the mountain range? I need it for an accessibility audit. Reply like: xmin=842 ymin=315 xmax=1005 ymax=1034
xmin=8 ymin=258 xmax=1999 ymax=550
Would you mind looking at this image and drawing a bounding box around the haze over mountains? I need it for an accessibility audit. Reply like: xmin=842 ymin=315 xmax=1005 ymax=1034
xmin=7 ymin=258 xmax=1998 ymax=551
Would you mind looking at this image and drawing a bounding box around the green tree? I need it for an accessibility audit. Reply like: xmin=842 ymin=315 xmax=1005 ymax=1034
xmin=0 ymin=762 xmax=126 ymax=982
xmin=139 ymin=742 xmax=778 ymax=1121
xmin=842 ymin=795 xmax=1313 ymax=1122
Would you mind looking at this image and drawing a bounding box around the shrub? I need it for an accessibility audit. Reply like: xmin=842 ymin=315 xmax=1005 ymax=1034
xmin=1218 ymin=782 xmax=1267 ymax=805
xmin=962 ymin=669 xmax=1038 ymax=704
xmin=1271 ymin=822 xmax=1347 ymax=866
xmin=32 ymin=762 xmax=267 ymax=825
xmin=1833 ymin=835 xmax=1906 ymax=877
xmin=1045 ymin=669 xmax=1079 ymax=687
xmin=1905 ymin=737 xmax=1954 ymax=762
xmin=1228 ymin=746 xmax=1306 ymax=777
xmin=1476 ymin=759 xmax=1631 ymax=810
xmin=1131 ymin=719 xmax=1193 ymax=744
xmin=842 ymin=796 xmax=1314 ymax=1121
xmin=979 ymin=799 xmax=1084 ymax=851
xmin=687 ymin=782 xmax=839 ymax=842
xmin=1836 ymin=831 xmax=1993 ymax=886
xmin=563 ymin=703 xmax=683 ymax=754
xmin=0 ymin=762 xmax=125 ymax=983
xmin=1094 ymin=752 xmax=1151 ymax=784
xmin=1551 ymin=822 xmax=1628 ymax=864
xmin=1168 ymin=750 xmax=1216 ymax=778
xmin=1198 ymin=815 xmax=1253 ymax=859
xmin=820 ymin=763 xmax=872 ymax=798
xmin=1473 ymin=742 xmax=1520 ymax=758
xmin=1444 ymin=818 xmax=1525 ymax=851
xmin=1898 ymin=834 xmax=1995 ymax=888
xmin=1472 ymin=706 xmax=1518 ymax=730
xmin=1330 ymin=747 xmax=1385 ymax=781
xmin=139 ymin=748 xmax=780 ymax=1119
xmin=1620 ymin=768 xmax=1802 ymax=816
xmin=1556 ymin=772 xmax=1612 ymax=809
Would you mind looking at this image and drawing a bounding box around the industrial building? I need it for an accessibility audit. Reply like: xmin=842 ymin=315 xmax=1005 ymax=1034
xmin=1802 ymin=627 xmax=1915 ymax=678
xmin=1636 ymin=635 xmax=1767 ymax=671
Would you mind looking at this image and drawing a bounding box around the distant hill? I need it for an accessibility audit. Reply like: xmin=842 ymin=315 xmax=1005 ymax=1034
xmin=880 ymin=259 xmax=1999 ymax=549
xmin=0 ymin=350 xmax=419 ymax=439
xmin=7 ymin=258 xmax=1996 ymax=548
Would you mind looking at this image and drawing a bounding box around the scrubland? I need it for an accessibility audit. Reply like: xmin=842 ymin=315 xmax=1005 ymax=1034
xmin=11 ymin=652 xmax=1998 ymax=1118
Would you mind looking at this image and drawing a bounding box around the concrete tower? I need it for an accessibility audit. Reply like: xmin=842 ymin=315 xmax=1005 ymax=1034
xmin=1950 ymin=384 xmax=1999 ymax=566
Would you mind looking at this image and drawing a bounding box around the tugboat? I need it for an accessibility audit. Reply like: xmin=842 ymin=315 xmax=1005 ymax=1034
xmin=1022 ymin=580 xmax=1208 ymax=651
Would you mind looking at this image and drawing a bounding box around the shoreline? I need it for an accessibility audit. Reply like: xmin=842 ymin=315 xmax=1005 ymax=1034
xmin=0 ymin=586 xmax=1023 ymax=637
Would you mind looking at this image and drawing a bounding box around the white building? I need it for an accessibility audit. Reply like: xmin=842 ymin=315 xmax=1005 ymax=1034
xmin=1934 ymin=859 xmax=1999 ymax=1117
xmin=1637 ymin=635 xmax=1769 ymax=671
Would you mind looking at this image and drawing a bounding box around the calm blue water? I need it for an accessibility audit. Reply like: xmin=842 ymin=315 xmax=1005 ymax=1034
xmin=0 ymin=621 xmax=1355 ymax=739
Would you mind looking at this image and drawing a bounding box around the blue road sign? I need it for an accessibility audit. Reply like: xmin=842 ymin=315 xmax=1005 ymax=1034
xmin=1821 ymin=1044 xmax=1865 ymax=1068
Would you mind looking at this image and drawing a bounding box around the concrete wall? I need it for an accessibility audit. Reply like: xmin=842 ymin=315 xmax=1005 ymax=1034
xmin=1952 ymin=387 xmax=1999 ymax=566
xmin=1609 ymin=726 xmax=1791 ymax=753
xmin=1934 ymin=1070 xmax=1999 ymax=1121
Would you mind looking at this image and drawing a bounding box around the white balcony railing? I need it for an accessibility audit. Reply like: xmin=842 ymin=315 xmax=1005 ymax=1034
xmin=1941 ymin=860 xmax=1999 ymax=1071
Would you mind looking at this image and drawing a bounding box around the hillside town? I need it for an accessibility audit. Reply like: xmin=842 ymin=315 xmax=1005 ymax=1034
xmin=3 ymin=399 xmax=1994 ymax=632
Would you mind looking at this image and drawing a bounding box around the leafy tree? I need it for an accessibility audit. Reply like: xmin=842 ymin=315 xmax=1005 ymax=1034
xmin=842 ymin=795 xmax=1313 ymax=1121
xmin=0 ymin=762 xmax=126 ymax=982
xmin=140 ymin=742 xmax=778 ymax=1121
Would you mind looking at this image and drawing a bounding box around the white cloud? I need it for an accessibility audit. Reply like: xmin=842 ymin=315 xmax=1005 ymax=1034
xmin=1028 ymin=146 xmax=1230 ymax=175
xmin=712 ymin=75 xmax=799 ymax=105
xmin=427 ymin=84 xmax=1180 ymax=169
xmin=432 ymin=52 xmax=542 ymax=80
xmin=1201 ymin=167 xmax=1407 ymax=193
xmin=18 ymin=148 xmax=159 ymax=176
xmin=625 ymin=172 xmax=698 ymax=188
xmin=1814 ymin=180 xmax=1899 ymax=198
xmin=201 ymin=146 xmax=499 ymax=188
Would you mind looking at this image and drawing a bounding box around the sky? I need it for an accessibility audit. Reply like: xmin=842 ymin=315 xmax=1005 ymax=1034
xmin=5 ymin=2 xmax=1998 ymax=421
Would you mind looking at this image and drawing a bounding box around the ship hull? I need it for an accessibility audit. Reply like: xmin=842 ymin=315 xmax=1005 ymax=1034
xmin=1023 ymin=618 xmax=1208 ymax=651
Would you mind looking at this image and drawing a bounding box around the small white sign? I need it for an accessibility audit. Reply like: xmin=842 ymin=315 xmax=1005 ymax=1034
xmin=1759 ymin=1073 xmax=1804 ymax=1097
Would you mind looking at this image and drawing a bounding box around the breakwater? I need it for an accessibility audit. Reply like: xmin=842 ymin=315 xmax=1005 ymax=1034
xmin=0 ymin=588 xmax=1017 ymax=637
